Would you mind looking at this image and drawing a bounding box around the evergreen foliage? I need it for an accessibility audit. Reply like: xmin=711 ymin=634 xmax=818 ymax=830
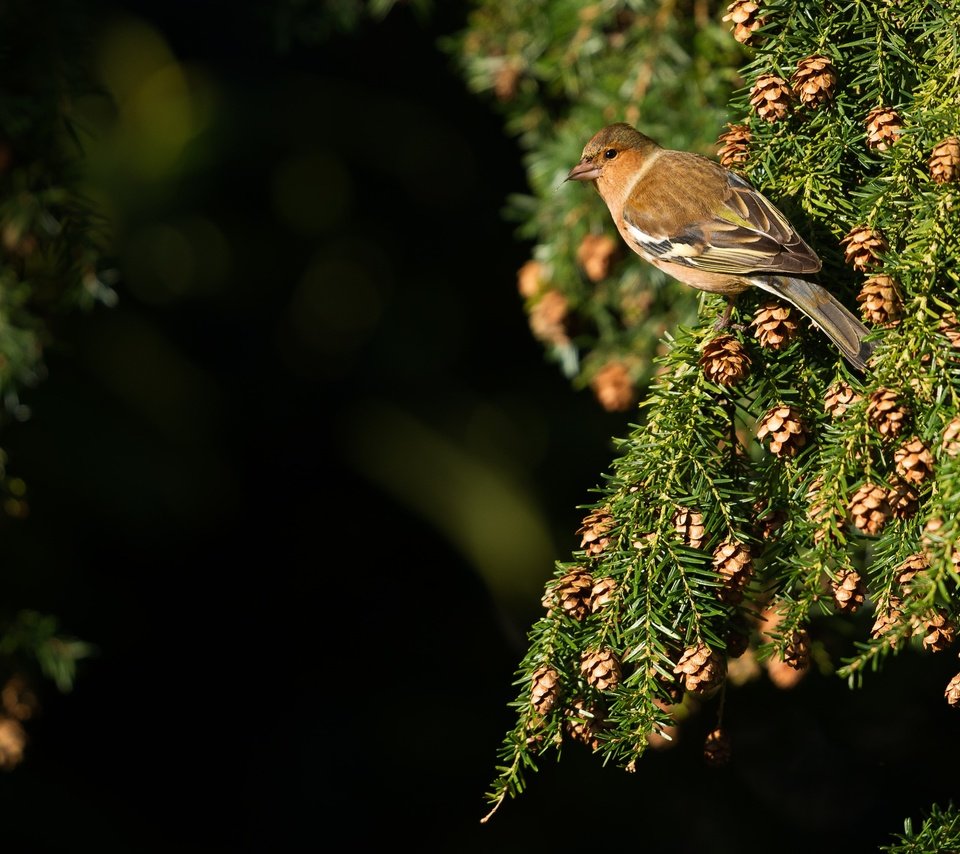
xmin=0 ymin=1 xmax=107 ymax=757
xmin=450 ymin=0 xmax=960 ymax=837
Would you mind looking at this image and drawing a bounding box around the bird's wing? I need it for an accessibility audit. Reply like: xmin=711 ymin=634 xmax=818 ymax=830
xmin=622 ymin=164 xmax=821 ymax=276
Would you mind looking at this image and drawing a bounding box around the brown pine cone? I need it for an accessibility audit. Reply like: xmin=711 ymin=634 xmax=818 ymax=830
xmin=831 ymin=569 xmax=866 ymax=614
xmin=724 ymin=625 xmax=751 ymax=659
xmin=782 ymin=628 xmax=811 ymax=669
xmin=946 ymin=672 xmax=960 ymax=708
xmin=700 ymin=334 xmax=751 ymax=386
xmin=857 ymin=274 xmax=902 ymax=326
xmin=713 ymin=539 xmax=754 ymax=604
xmin=939 ymin=312 xmax=960 ymax=348
xmin=530 ymin=665 xmax=562 ymax=715
xmin=717 ymin=123 xmax=752 ymax=170
xmin=753 ymin=499 xmax=786 ymax=541
xmin=866 ymin=387 xmax=910 ymax=440
xmin=887 ymin=478 xmax=920 ymax=521
xmin=517 ymin=259 xmax=546 ymax=299
xmin=943 ymin=416 xmax=960 ymax=457
xmin=0 ymin=717 xmax=26 ymax=770
xmin=564 ymin=699 xmax=605 ymax=748
xmin=752 ymin=301 xmax=799 ymax=350
xmin=871 ymin=595 xmax=906 ymax=646
xmin=722 ymin=0 xmax=765 ymax=44
xmin=590 ymin=576 xmax=617 ymax=613
xmin=848 ymin=482 xmax=892 ymax=536
xmin=922 ymin=610 xmax=956 ymax=653
xmin=0 ymin=676 xmax=37 ymax=722
xmin=528 ymin=289 xmax=570 ymax=346
xmin=674 ymin=643 xmax=727 ymax=694
xmin=578 ymin=507 xmax=615 ymax=557
xmin=865 ymin=106 xmax=903 ymax=151
xmin=750 ymin=73 xmax=792 ymax=122
xmin=792 ymin=54 xmax=837 ymax=108
xmin=591 ymin=360 xmax=635 ymax=412
xmin=674 ymin=507 xmax=707 ymax=550
xmin=544 ymin=567 xmax=594 ymax=621
xmin=704 ymin=728 xmax=732 ymax=766
xmin=894 ymin=437 xmax=934 ymax=484
xmin=929 ymin=136 xmax=960 ymax=184
xmin=896 ymin=553 xmax=930 ymax=590
xmin=581 ymin=647 xmax=622 ymax=691
xmin=920 ymin=517 xmax=960 ymax=572
xmin=841 ymin=226 xmax=888 ymax=272
xmin=577 ymin=233 xmax=619 ymax=282
xmin=824 ymin=381 xmax=861 ymax=419
xmin=757 ymin=404 xmax=808 ymax=457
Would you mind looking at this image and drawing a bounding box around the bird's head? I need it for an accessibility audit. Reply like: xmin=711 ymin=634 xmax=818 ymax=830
xmin=566 ymin=123 xmax=660 ymax=186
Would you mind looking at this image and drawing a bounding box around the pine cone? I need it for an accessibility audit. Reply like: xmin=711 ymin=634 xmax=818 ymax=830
xmin=929 ymin=137 xmax=960 ymax=184
xmin=722 ymin=0 xmax=765 ymax=44
xmin=871 ymin=595 xmax=907 ymax=646
xmin=716 ymin=123 xmax=752 ymax=169
xmin=943 ymin=416 xmax=960 ymax=457
xmin=887 ymin=478 xmax=920 ymax=521
xmin=530 ymin=665 xmax=562 ymax=715
xmin=857 ymin=274 xmax=902 ymax=326
xmin=920 ymin=516 xmax=960 ymax=571
xmin=782 ymin=628 xmax=811 ymax=669
xmin=841 ymin=226 xmax=888 ymax=272
xmin=865 ymin=106 xmax=903 ymax=151
xmin=831 ymin=569 xmax=866 ymax=614
xmin=724 ymin=625 xmax=751 ymax=659
xmin=581 ymin=647 xmax=622 ymax=691
xmin=713 ymin=539 xmax=754 ymax=604
xmin=564 ymin=699 xmax=604 ymax=748
xmin=544 ymin=567 xmax=594 ymax=620
xmin=866 ymin=387 xmax=910 ymax=440
xmin=757 ymin=404 xmax=808 ymax=457
xmin=922 ymin=610 xmax=956 ymax=653
xmin=946 ymin=672 xmax=960 ymax=708
xmin=753 ymin=499 xmax=785 ymax=541
xmin=791 ymin=54 xmax=837 ymax=108
xmin=578 ymin=507 xmax=615 ymax=557
xmin=528 ymin=289 xmax=570 ymax=346
xmin=591 ymin=360 xmax=634 ymax=412
xmin=824 ymin=381 xmax=861 ymax=419
xmin=894 ymin=437 xmax=934 ymax=484
xmin=0 ymin=676 xmax=37 ymax=722
xmin=704 ymin=728 xmax=732 ymax=766
xmin=750 ymin=73 xmax=792 ymax=123
xmin=494 ymin=62 xmax=521 ymax=101
xmin=577 ymin=233 xmax=619 ymax=282
xmin=849 ymin=482 xmax=892 ymax=535
xmin=752 ymin=300 xmax=799 ymax=350
xmin=896 ymin=553 xmax=929 ymax=590
xmin=0 ymin=717 xmax=25 ymax=769
xmin=590 ymin=576 xmax=617 ymax=613
xmin=767 ymin=656 xmax=808 ymax=689
xmin=674 ymin=643 xmax=726 ymax=694
xmin=700 ymin=334 xmax=751 ymax=386
xmin=517 ymin=259 xmax=546 ymax=299
xmin=674 ymin=507 xmax=707 ymax=550
xmin=939 ymin=312 xmax=960 ymax=348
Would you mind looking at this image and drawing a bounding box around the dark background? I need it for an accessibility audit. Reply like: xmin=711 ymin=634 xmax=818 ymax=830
xmin=0 ymin=3 xmax=957 ymax=850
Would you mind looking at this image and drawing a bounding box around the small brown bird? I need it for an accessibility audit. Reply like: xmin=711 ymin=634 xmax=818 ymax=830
xmin=567 ymin=123 xmax=875 ymax=371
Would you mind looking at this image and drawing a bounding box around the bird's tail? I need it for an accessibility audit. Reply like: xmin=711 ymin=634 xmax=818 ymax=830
xmin=750 ymin=275 xmax=876 ymax=372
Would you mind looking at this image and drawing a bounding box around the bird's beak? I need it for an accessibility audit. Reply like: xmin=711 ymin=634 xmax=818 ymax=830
xmin=566 ymin=160 xmax=602 ymax=182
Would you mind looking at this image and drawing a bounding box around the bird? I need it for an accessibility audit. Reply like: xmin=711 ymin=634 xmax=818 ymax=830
xmin=566 ymin=123 xmax=875 ymax=371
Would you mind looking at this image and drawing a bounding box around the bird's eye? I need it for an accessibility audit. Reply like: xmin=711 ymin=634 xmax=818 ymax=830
xmin=603 ymin=148 xmax=618 ymax=159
